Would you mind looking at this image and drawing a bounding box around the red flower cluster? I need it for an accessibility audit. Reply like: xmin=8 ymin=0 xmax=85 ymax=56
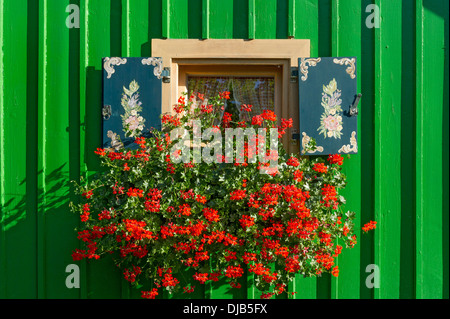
xmin=240 ymin=104 xmax=252 ymax=112
xmin=145 ymin=188 xmax=162 ymax=212
xmin=362 ymin=221 xmax=377 ymax=232
xmin=225 ymin=265 xmax=244 ymax=279
xmin=313 ymin=163 xmax=328 ymax=173
xmin=127 ymin=187 xmax=144 ymax=198
xmin=124 ymin=265 xmax=141 ymax=283
xmin=203 ymin=207 xmax=220 ymax=222
xmin=141 ymin=288 xmax=159 ymax=299
xmin=286 ymin=156 xmax=300 ymax=167
xmin=261 ymin=110 xmax=277 ymax=122
xmin=328 ymin=154 xmax=344 ymax=165
xmin=71 ymin=91 xmax=367 ymax=300
xmin=230 ymin=189 xmax=246 ymax=201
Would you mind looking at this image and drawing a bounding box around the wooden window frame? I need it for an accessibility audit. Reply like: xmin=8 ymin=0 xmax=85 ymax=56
xmin=151 ymin=39 xmax=310 ymax=153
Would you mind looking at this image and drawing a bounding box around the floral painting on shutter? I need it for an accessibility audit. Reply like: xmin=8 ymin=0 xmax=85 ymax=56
xmin=298 ymin=57 xmax=358 ymax=155
xmin=102 ymin=57 xmax=163 ymax=151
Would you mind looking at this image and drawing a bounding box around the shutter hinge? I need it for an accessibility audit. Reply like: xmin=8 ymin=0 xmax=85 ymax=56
xmin=102 ymin=105 xmax=111 ymax=120
xmin=291 ymin=128 xmax=300 ymax=144
xmin=162 ymin=67 xmax=171 ymax=83
xmin=290 ymin=67 xmax=298 ymax=83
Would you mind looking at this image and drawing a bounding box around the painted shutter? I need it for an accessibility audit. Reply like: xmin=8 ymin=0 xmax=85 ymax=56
xmin=102 ymin=57 xmax=163 ymax=150
xmin=298 ymin=57 xmax=359 ymax=155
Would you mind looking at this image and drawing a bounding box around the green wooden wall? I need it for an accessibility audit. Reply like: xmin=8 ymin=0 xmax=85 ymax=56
xmin=0 ymin=0 xmax=448 ymax=299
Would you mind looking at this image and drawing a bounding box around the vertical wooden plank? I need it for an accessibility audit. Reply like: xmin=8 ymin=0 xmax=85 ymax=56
xmin=331 ymin=0 xmax=339 ymax=55
xmin=360 ymin=0 xmax=376 ymax=300
xmin=120 ymin=0 xmax=150 ymax=298
xmin=442 ymin=0 xmax=449 ymax=300
xmin=37 ymin=0 xmax=47 ymax=299
xmin=167 ymin=0 xmax=188 ymax=39
xmin=80 ymin=0 xmax=123 ymax=298
xmin=317 ymin=0 xmax=331 ymax=57
xmin=290 ymin=0 xmax=318 ymax=299
xmin=162 ymin=0 xmax=170 ymax=38
xmin=37 ymin=0 xmax=79 ymax=298
xmin=147 ymin=0 xmax=163 ymax=55
xmin=0 ymin=0 xmax=5 ymax=297
xmin=330 ymin=0 xmax=362 ymax=299
xmin=209 ymin=0 xmax=234 ymax=39
xmin=315 ymin=0 xmax=333 ymax=299
xmin=122 ymin=0 xmax=130 ymax=56
xmin=68 ymin=0 xmax=83 ymax=300
xmin=0 ymin=0 xmax=37 ymax=298
xmin=415 ymin=0 xmax=445 ymax=299
xmin=288 ymin=0 xmax=295 ymax=38
xmin=373 ymin=0 xmax=402 ymax=299
xmin=399 ymin=0 xmax=416 ymax=299
xmin=248 ymin=0 xmax=255 ymax=39
xmin=202 ymin=0 xmax=210 ymax=39
xmin=254 ymin=0 xmax=277 ymax=39
xmin=122 ymin=1 xmax=149 ymax=57
xmin=232 ymin=0 xmax=248 ymax=39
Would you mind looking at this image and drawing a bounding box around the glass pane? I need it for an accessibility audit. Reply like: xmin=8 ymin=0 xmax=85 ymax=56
xmin=187 ymin=76 xmax=275 ymax=122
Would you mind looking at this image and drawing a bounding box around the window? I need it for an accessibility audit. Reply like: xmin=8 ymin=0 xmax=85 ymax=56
xmin=151 ymin=39 xmax=310 ymax=154
xmin=101 ymin=39 xmax=359 ymax=156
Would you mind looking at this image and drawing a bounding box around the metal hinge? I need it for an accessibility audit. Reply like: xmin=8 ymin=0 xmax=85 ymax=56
xmin=291 ymin=128 xmax=300 ymax=144
xmin=102 ymin=105 xmax=111 ymax=120
xmin=162 ymin=67 xmax=171 ymax=83
xmin=290 ymin=67 xmax=298 ymax=83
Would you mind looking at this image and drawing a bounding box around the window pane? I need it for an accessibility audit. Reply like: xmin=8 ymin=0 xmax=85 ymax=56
xmin=187 ymin=76 xmax=275 ymax=122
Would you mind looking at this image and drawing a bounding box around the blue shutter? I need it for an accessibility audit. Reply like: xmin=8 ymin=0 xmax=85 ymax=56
xmin=102 ymin=57 xmax=163 ymax=150
xmin=298 ymin=57 xmax=359 ymax=155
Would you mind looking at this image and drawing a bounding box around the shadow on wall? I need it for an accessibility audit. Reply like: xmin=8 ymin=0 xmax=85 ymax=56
xmin=0 ymin=164 xmax=71 ymax=232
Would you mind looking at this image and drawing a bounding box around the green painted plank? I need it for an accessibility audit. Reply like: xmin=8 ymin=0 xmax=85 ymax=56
xmin=0 ymin=0 xmax=37 ymax=298
xmin=202 ymin=0 xmax=210 ymax=39
xmin=442 ymin=0 xmax=449 ymax=300
xmin=275 ymin=0 xmax=288 ymax=39
xmin=415 ymin=0 xmax=445 ymax=299
xmin=0 ymin=0 xmax=4 ymax=298
xmin=291 ymin=0 xmax=319 ymax=299
xmin=168 ymin=0 xmax=188 ymax=39
xmin=373 ymin=0 xmax=402 ymax=299
xmin=81 ymin=0 xmax=123 ymax=299
xmin=209 ymin=0 xmax=234 ymax=39
xmin=68 ymin=0 xmax=82 ymax=299
xmin=315 ymin=0 xmax=333 ymax=300
xmin=148 ymin=0 xmax=163 ymax=55
xmin=330 ymin=0 xmax=362 ymax=300
xmin=110 ymin=0 xmax=122 ymax=57
xmin=399 ymin=0 xmax=415 ymax=299
xmin=248 ymin=0 xmax=255 ymax=39
xmin=288 ymin=0 xmax=295 ymax=38
xmin=162 ymin=0 xmax=170 ymax=38
xmin=317 ymin=0 xmax=331 ymax=57
xmin=254 ymin=0 xmax=277 ymax=39
xmin=37 ymin=0 xmax=78 ymax=298
xmin=122 ymin=0 xmax=149 ymax=57
xmin=359 ymin=0 xmax=376 ymax=300
xmin=293 ymin=0 xmax=319 ymax=56
xmin=37 ymin=0 xmax=48 ymax=299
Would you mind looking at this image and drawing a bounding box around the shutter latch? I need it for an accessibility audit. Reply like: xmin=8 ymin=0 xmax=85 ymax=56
xmin=162 ymin=67 xmax=171 ymax=83
xmin=349 ymin=93 xmax=362 ymax=116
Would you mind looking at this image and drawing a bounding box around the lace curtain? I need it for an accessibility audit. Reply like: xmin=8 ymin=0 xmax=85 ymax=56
xmin=187 ymin=76 xmax=275 ymax=122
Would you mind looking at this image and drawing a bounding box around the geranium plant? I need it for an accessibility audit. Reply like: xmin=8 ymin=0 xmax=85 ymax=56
xmin=70 ymin=91 xmax=375 ymax=299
